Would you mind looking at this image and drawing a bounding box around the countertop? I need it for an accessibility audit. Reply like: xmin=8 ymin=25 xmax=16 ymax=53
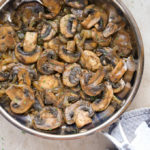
xmin=0 ymin=0 xmax=150 ymax=149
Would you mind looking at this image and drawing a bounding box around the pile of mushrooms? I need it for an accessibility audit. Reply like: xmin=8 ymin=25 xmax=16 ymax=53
xmin=0 ymin=0 xmax=136 ymax=132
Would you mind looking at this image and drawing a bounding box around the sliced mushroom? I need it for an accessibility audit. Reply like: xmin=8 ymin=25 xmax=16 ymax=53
xmin=33 ymin=106 xmax=62 ymax=130
xmin=59 ymin=45 xmax=81 ymax=63
xmin=64 ymin=100 xmax=93 ymax=125
xmin=60 ymin=14 xmax=78 ymax=38
xmin=23 ymin=32 xmax=38 ymax=52
xmin=37 ymin=49 xmax=65 ymax=74
xmin=71 ymin=8 xmax=84 ymax=20
xmin=41 ymin=21 xmax=58 ymax=41
xmin=18 ymin=68 xmax=31 ymax=86
xmin=80 ymin=69 xmax=104 ymax=96
xmin=44 ymin=37 xmax=61 ymax=54
xmin=15 ymin=44 xmax=42 ymax=64
xmin=6 ymin=85 xmax=35 ymax=114
xmin=94 ymin=8 xmax=108 ymax=31
xmin=112 ymin=79 xmax=125 ymax=93
xmin=63 ymin=63 xmax=81 ymax=87
xmin=81 ymin=5 xmax=105 ymax=29
xmin=92 ymin=28 xmax=111 ymax=47
xmin=80 ymin=50 xmax=101 ymax=71
xmin=110 ymin=59 xmax=127 ymax=83
xmin=124 ymin=56 xmax=136 ymax=82
xmin=44 ymin=91 xmax=57 ymax=105
xmin=0 ymin=72 xmax=9 ymax=81
xmin=42 ymin=0 xmax=62 ymax=19
xmin=84 ymin=39 xmax=97 ymax=50
xmin=38 ymin=75 xmax=59 ymax=90
xmin=103 ymin=22 xmax=118 ymax=38
xmin=102 ymin=4 xmax=121 ymax=23
xmin=63 ymin=90 xmax=80 ymax=107
xmin=116 ymin=82 xmax=131 ymax=99
xmin=16 ymin=2 xmax=44 ymax=28
xmin=112 ymin=30 xmax=132 ymax=57
xmin=74 ymin=102 xmax=94 ymax=128
xmin=67 ymin=41 xmax=76 ymax=52
xmin=0 ymin=25 xmax=16 ymax=52
xmin=92 ymin=82 xmax=113 ymax=112
xmin=64 ymin=0 xmax=88 ymax=9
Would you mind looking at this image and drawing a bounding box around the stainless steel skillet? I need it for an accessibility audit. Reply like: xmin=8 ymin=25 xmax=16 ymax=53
xmin=0 ymin=0 xmax=144 ymax=142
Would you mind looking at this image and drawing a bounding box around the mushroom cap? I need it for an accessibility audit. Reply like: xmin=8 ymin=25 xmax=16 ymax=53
xmin=0 ymin=72 xmax=9 ymax=81
xmin=92 ymin=82 xmax=113 ymax=112
xmin=6 ymin=85 xmax=35 ymax=114
xmin=80 ymin=69 xmax=105 ymax=96
xmin=65 ymin=100 xmax=94 ymax=127
xmin=15 ymin=44 xmax=42 ymax=64
xmin=63 ymin=63 xmax=81 ymax=87
xmin=38 ymin=75 xmax=59 ymax=90
xmin=41 ymin=21 xmax=58 ymax=41
xmin=42 ymin=0 xmax=62 ymax=19
xmin=80 ymin=50 xmax=101 ymax=71
xmin=33 ymin=106 xmax=63 ymax=130
xmin=0 ymin=25 xmax=16 ymax=52
xmin=59 ymin=45 xmax=81 ymax=63
xmin=37 ymin=49 xmax=65 ymax=74
xmin=60 ymin=14 xmax=78 ymax=38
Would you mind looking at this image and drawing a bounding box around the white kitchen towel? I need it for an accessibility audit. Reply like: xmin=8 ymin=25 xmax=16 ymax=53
xmin=105 ymin=108 xmax=150 ymax=150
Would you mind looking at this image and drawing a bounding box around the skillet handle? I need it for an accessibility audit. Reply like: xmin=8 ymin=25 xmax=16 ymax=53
xmin=101 ymin=122 xmax=134 ymax=150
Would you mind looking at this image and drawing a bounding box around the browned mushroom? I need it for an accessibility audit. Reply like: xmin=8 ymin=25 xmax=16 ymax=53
xmin=67 ymin=41 xmax=76 ymax=52
xmin=18 ymin=68 xmax=31 ymax=86
xmin=92 ymin=82 xmax=113 ymax=112
xmin=37 ymin=49 xmax=65 ymax=74
xmin=15 ymin=44 xmax=42 ymax=64
xmin=117 ymin=82 xmax=131 ymax=99
xmin=60 ymin=14 xmax=78 ymax=38
xmin=64 ymin=100 xmax=93 ymax=126
xmin=64 ymin=0 xmax=88 ymax=9
xmin=63 ymin=63 xmax=81 ymax=87
xmin=102 ymin=4 xmax=121 ymax=23
xmin=44 ymin=91 xmax=57 ymax=105
xmin=42 ymin=0 xmax=62 ymax=19
xmin=124 ymin=56 xmax=136 ymax=82
xmin=110 ymin=59 xmax=127 ymax=83
xmin=41 ymin=21 xmax=58 ymax=41
xmin=6 ymin=85 xmax=35 ymax=114
xmin=59 ymin=45 xmax=81 ymax=63
xmin=0 ymin=25 xmax=16 ymax=52
xmin=74 ymin=102 xmax=94 ymax=128
xmin=44 ymin=37 xmax=61 ymax=54
xmin=38 ymin=75 xmax=60 ymax=90
xmin=112 ymin=79 xmax=125 ymax=93
xmin=15 ymin=2 xmax=44 ymax=29
xmin=84 ymin=39 xmax=97 ymax=50
xmin=23 ymin=32 xmax=38 ymax=52
xmin=33 ymin=106 xmax=63 ymax=130
xmin=112 ymin=30 xmax=132 ymax=57
xmin=80 ymin=50 xmax=101 ymax=71
xmin=81 ymin=5 xmax=107 ymax=29
xmin=80 ymin=69 xmax=105 ymax=96
xmin=92 ymin=28 xmax=111 ymax=47
xmin=103 ymin=22 xmax=118 ymax=38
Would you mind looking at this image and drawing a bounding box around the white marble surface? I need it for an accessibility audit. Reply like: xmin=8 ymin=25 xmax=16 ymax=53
xmin=0 ymin=0 xmax=150 ymax=149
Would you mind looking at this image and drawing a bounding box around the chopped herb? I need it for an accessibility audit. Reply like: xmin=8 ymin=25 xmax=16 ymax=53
xmin=24 ymin=101 xmax=27 ymax=104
